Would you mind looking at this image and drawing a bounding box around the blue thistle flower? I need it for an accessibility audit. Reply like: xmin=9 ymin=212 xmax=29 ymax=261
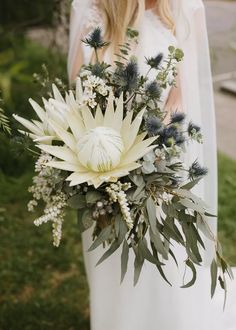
xmin=114 ymin=60 xmax=139 ymax=92
xmin=145 ymin=81 xmax=162 ymax=99
xmin=146 ymin=53 xmax=163 ymax=69
xmin=159 ymin=125 xmax=185 ymax=147
xmin=188 ymin=122 xmax=201 ymax=136
xmin=82 ymin=27 xmax=109 ymax=50
xmin=188 ymin=160 xmax=208 ymax=180
xmin=146 ymin=116 xmax=163 ymax=136
xmin=170 ymin=112 xmax=186 ymax=124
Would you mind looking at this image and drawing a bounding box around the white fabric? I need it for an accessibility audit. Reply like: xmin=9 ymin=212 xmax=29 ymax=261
xmin=68 ymin=1 xmax=236 ymax=329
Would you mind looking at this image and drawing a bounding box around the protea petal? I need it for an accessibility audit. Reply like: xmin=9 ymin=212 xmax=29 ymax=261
xmin=46 ymin=161 xmax=84 ymax=172
xmin=34 ymin=136 xmax=55 ymax=144
xmin=66 ymin=172 xmax=99 ymax=186
xmin=121 ymin=137 xmax=157 ymax=165
xmin=29 ymin=98 xmax=46 ymax=122
xmin=124 ymin=108 xmax=146 ymax=151
xmin=121 ymin=111 xmax=133 ymax=144
xmin=52 ymin=84 xmax=64 ymax=103
xmin=110 ymin=93 xmax=123 ymax=132
xmin=134 ymin=132 xmax=147 ymax=144
xmin=80 ymin=106 xmax=97 ymax=130
xmin=90 ymin=162 xmax=141 ymax=188
xmin=75 ymin=77 xmax=83 ymax=100
xmin=13 ymin=114 xmax=42 ymax=136
xmin=94 ymin=104 xmax=104 ymax=126
xmin=47 ymin=120 xmax=76 ymax=151
xmin=38 ymin=145 xmax=78 ymax=164
xmin=66 ymin=111 xmax=85 ymax=140
xmin=103 ymin=91 xmax=115 ymax=127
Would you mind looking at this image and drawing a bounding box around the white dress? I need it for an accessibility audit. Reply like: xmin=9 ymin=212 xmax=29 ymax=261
xmin=68 ymin=2 xmax=236 ymax=329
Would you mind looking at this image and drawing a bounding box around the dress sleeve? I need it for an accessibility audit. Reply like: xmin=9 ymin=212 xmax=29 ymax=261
xmin=67 ymin=0 xmax=103 ymax=82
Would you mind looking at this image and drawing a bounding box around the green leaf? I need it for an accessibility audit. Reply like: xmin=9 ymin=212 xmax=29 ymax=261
xmin=182 ymin=222 xmax=202 ymax=264
xmin=132 ymin=183 xmax=146 ymax=202
xmin=196 ymin=214 xmax=215 ymax=241
xmin=96 ymin=240 xmax=121 ymax=266
xmin=163 ymin=217 xmax=184 ymax=245
xmin=82 ymin=209 xmax=94 ymax=230
xmin=86 ymin=191 xmax=103 ymax=204
xmin=146 ymin=197 xmax=158 ymax=235
xmin=149 ymin=227 xmax=168 ymax=260
xmin=218 ymin=275 xmax=227 ymax=310
xmin=139 ymin=238 xmax=165 ymax=266
xmin=179 ymin=198 xmax=205 ymax=213
xmin=210 ymin=259 xmax=218 ymax=298
xmin=88 ymin=225 xmax=113 ymax=251
xmin=175 ymin=188 xmax=208 ymax=209
xmin=181 ymin=178 xmax=201 ymax=190
xmin=118 ymin=217 xmax=128 ymax=243
xmin=120 ymin=240 xmax=129 ymax=283
xmin=181 ymin=259 xmax=197 ymax=288
xmin=132 ymin=242 xmax=144 ymax=286
xmin=77 ymin=209 xmax=87 ymax=232
xmin=68 ymin=194 xmax=86 ymax=209
xmin=150 ymin=242 xmax=172 ymax=286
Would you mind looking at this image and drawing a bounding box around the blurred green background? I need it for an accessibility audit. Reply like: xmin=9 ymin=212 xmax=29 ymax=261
xmin=0 ymin=0 xmax=235 ymax=329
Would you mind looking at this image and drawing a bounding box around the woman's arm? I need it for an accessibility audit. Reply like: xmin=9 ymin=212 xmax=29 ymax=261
xmin=70 ymin=43 xmax=84 ymax=82
xmin=165 ymin=71 xmax=183 ymax=114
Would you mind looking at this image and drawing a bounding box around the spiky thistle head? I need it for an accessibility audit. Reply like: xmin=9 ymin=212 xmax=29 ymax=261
xmin=145 ymin=81 xmax=162 ymax=99
xmin=188 ymin=160 xmax=208 ymax=180
xmin=158 ymin=125 xmax=185 ymax=147
xmin=114 ymin=59 xmax=139 ymax=92
xmin=82 ymin=27 xmax=109 ymax=50
xmin=146 ymin=53 xmax=163 ymax=69
xmin=170 ymin=112 xmax=186 ymax=124
xmin=188 ymin=122 xmax=201 ymax=135
xmin=146 ymin=116 xmax=163 ymax=136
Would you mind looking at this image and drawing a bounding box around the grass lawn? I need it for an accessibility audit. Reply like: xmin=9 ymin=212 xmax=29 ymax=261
xmin=0 ymin=152 xmax=235 ymax=329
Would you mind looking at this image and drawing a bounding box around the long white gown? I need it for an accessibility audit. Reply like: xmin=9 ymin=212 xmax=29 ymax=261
xmin=68 ymin=1 xmax=236 ymax=329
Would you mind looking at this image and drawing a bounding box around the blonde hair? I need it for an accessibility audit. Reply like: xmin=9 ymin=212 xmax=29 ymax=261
xmin=98 ymin=0 xmax=175 ymax=58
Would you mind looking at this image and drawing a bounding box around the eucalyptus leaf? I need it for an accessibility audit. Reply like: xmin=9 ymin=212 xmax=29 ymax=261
xmin=77 ymin=209 xmax=87 ymax=232
xmin=146 ymin=197 xmax=158 ymax=235
xmin=181 ymin=259 xmax=197 ymax=288
xmin=82 ymin=209 xmax=94 ymax=230
xmin=175 ymin=188 xmax=208 ymax=209
xmin=133 ymin=244 xmax=145 ymax=286
xmin=121 ymin=240 xmax=129 ymax=283
xmin=149 ymin=227 xmax=168 ymax=260
xmin=139 ymin=238 xmax=165 ymax=265
xmin=210 ymin=259 xmax=218 ymax=298
xmin=96 ymin=240 xmax=121 ymax=266
xmin=163 ymin=217 xmax=184 ymax=245
xmin=88 ymin=225 xmax=113 ymax=251
xmin=181 ymin=178 xmax=201 ymax=190
xmin=180 ymin=198 xmax=205 ymax=213
xmin=196 ymin=214 xmax=215 ymax=241
xmin=86 ymin=191 xmax=103 ymax=204
xmin=150 ymin=242 xmax=172 ymax=286
xmin=68 ymin=194 xmax=86 ymax=209
xmin=182 ymin=222 xmax=202 ymax=263
xmin=118 ymin=217 xmax=129 ymax=243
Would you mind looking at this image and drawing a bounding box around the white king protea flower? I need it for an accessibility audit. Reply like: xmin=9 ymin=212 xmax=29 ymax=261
xmin=13 ymin=79 xmax=83 ymax=144
xmin=38 ymin=92 xmax=157 ymax=188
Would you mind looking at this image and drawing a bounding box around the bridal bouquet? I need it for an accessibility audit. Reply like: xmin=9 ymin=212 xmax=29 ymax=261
xmin=13 ymin=27 xmax=232 ymax=298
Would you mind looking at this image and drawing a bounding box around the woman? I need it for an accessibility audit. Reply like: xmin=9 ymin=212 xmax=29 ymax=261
xmin=68 ymin=1 xmax=219 ymax=329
